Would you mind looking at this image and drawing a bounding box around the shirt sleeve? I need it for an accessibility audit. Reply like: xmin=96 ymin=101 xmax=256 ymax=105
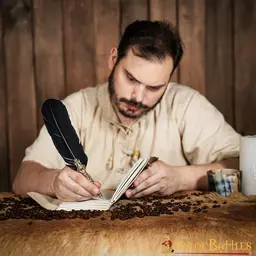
xmin=22 ymin=91 xmax=84 ymax=169
xmin=180 ymin=91 xmax=241 ymax=165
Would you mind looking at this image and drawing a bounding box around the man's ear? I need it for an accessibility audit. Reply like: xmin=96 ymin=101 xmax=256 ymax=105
xmin=108 ymin=47 xmax=118 ymax=71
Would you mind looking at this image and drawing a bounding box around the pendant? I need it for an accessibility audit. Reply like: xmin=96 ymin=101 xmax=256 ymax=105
xmin=133 ymin=149 xmax=140 ymax=160
xmin=106 ymin=155 xmax=114 ymax=170
xmin=129 ymin=149 xmax=141 ymax=166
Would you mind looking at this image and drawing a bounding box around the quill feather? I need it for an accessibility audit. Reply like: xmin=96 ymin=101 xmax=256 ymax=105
xmin=41 ymin=99 xmax=88 ymax=170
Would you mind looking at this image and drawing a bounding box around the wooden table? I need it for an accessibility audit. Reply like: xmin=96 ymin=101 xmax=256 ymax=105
xmin=0 ymin=191 xmax=255 ymax=256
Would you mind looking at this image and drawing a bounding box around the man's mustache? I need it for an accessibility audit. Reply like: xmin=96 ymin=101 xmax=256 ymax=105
xmin=119 ymin=98 xmax=149 ymax=109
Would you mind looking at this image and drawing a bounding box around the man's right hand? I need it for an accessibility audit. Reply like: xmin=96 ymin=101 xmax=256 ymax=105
xmin=52 ymin=166 xmax=101 ymax=202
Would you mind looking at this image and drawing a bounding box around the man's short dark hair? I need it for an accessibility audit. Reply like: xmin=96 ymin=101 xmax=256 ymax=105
xmin=117 ymin=20 xmax=184 ymax=76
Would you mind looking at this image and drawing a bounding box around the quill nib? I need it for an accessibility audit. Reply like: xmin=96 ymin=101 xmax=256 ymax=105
xmin=74 ymin=159 xmax=104 ymax=199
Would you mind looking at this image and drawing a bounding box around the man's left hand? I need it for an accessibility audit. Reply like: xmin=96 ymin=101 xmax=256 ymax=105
xmin=125 ymin=160 xmax=182 ymax=198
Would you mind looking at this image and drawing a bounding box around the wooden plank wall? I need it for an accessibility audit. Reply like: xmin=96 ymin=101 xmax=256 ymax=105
xmin=0 ymin=0 xmax=255 ymax=192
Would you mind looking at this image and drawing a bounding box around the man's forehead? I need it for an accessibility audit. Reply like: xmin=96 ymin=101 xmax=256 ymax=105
xmin=121 ymin=50 xmax=173 ymax=86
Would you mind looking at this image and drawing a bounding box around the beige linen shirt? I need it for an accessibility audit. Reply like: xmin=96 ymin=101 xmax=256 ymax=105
xmin=22 ymin=82 xmax=240 ymax=190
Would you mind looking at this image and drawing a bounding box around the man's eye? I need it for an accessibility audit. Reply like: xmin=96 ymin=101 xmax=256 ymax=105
xmin=148 ymin=86 xmax=159 ymax=91
xmin=128 ymin=76 xmax=136 ymax=83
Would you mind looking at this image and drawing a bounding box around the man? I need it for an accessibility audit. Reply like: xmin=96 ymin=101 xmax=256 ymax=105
xmin=12 ymin=20 xmax=240 ymax=202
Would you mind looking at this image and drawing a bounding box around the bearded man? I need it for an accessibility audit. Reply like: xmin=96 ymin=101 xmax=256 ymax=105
xmin=12 ymin=20 xmax=240 ymax=202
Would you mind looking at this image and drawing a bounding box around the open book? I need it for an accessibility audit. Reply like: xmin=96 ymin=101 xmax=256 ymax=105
xmin=28 ymin=156 xmax=158 ymax=211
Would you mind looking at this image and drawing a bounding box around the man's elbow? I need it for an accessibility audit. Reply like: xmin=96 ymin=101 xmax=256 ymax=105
xmin=12 ymin=171 xmax=21 ymax=195
xmin=12 ymin=164 xmax=26 ymax=195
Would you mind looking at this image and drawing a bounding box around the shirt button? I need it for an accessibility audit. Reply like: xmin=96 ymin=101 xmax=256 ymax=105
xmin=126 ymin=129 xmax=133 ymax=135
xmin=122 ymin=148 xmax=133 ymax=155
xmin=116 ymin=168 xmax=125 ymax=173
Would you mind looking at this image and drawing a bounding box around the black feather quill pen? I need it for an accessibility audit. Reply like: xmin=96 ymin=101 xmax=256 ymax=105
xmin=41 ymin=99 xmax=101 ymax=193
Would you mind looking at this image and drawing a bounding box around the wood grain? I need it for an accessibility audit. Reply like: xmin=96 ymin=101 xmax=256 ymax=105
xmin=234 ymin=0 xmax=256 ymax=135
xmin=178 ymin=0 xmax=206 ymax=95
xmin=120 ymin=0 xmax=148 ymax=35
xmin=205 ymin=0 xmax=234 ymax=126
xmin=0 ymin=9 xmax=9 ymax=192
xmin=33 ymin=0 xmax=65 ymax=130
xmin=63 ymin=0 xmax=96 ymax=94
xmin=0 ymin=1 xmax=256 ymax=192
xmin=94 ymin=0 xmax=119 ymax=84
xmin=149 ymin=0 xmax=178 ymax=83
xmin=4 ymin=5 xmax=37 ymax=184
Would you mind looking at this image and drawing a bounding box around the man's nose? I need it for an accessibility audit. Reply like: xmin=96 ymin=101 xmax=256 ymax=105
xmin=132 ymin=85 xmax=146 ymax=102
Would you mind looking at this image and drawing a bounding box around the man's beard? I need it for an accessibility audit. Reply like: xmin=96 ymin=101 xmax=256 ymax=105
xmin=108 ymin=65 xmax=165 ymax=120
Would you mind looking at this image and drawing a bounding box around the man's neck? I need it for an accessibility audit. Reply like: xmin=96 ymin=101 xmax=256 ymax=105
xmin=116 ymin=110 xmax=135 ymax=127
xmin=111 ymin=103 xmax=136 ymax=127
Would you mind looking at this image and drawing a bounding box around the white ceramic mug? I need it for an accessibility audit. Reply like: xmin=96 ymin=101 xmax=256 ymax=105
xmin=240 ymin=135 xmax=256 ymax=195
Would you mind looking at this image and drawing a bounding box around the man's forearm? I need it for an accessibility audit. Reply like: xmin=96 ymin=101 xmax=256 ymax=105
xmin=176 ymin=157 xmax=239 ymax=191
xmin=12 ymin=161 xmax=60 ymax=196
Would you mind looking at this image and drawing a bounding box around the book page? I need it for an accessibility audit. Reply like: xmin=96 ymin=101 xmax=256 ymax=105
xmin=110 ymin=158 xmax=144 ymax=202
xmin=57 ymin=199 xmax=112 ymax=211
xmin=113 ymin=159 xmax=147 ymax=196
xmin=100 ymin=189 xmax=115 ymax=200
xmin=111 ymin=158 xmax=149 ymax=203
xmin=27 ymin=191 xmax=112 ymax=211
xmin=56 ymin=189 xmax=116 ymax=211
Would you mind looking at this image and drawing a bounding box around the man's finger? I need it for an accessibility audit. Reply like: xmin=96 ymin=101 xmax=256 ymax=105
xmin=57 ymin=182 xmax=89 ymax=202
xmin=61 ymin=174 xmax=96 ymax=198
xmin=93 ymin=181 xmax=101 ymax=188
xmin=67 ymin=170 xmax=100 ymax=196
xmin=134 ymin=174 xmax=159 ymax=192
xmin=130 ymin=183 xmax=160 ymax=198
xmin=126 ymin=173 xmax=159 ymax=197
xmin=134 ymin=166 xmax=155 ymax=186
